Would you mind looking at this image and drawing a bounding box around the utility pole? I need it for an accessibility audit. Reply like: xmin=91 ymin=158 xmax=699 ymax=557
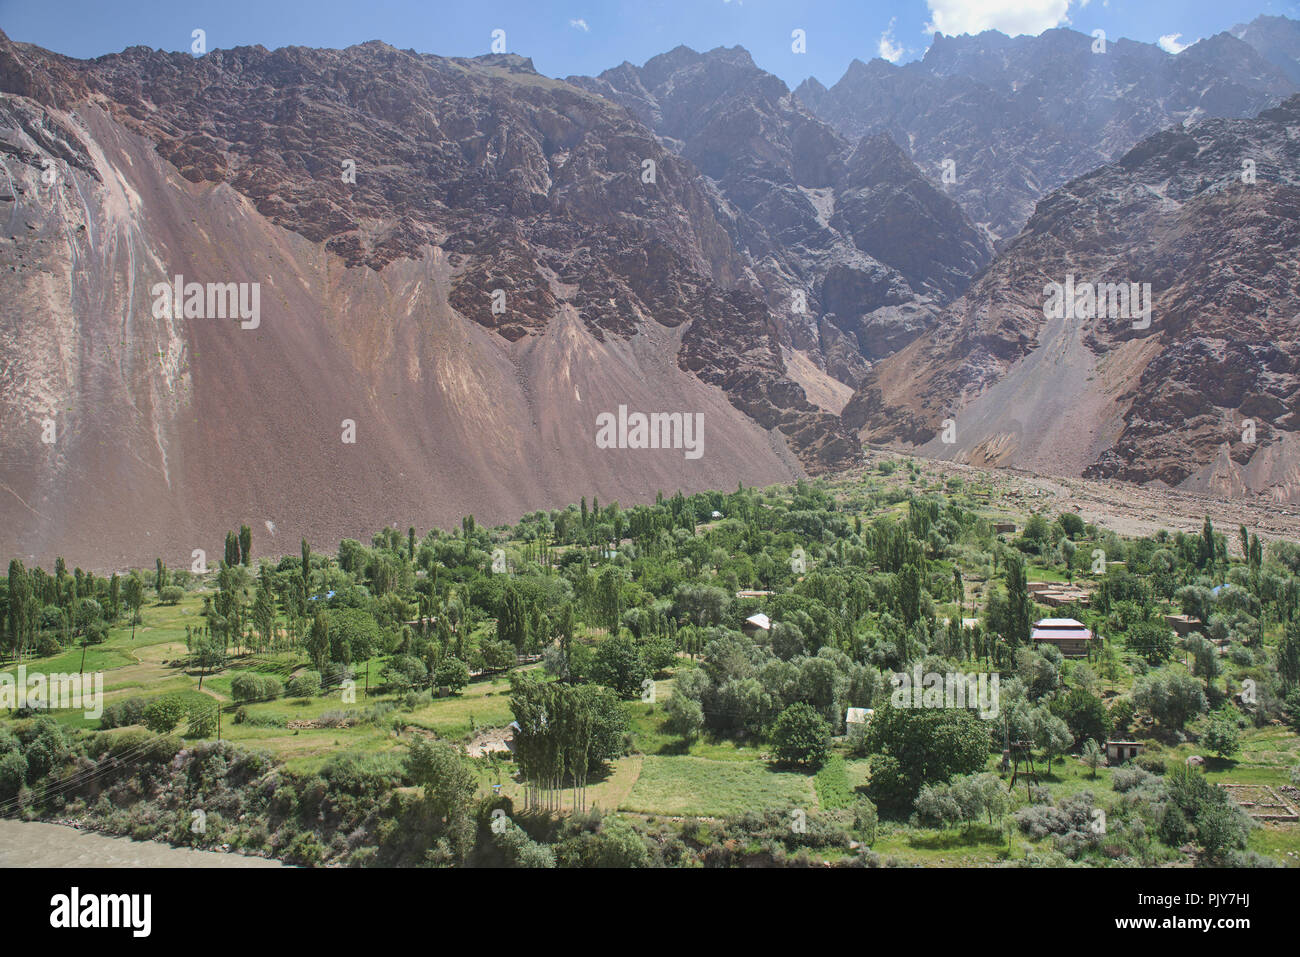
xmin=365 ymin=661 xmax=369 ymax=700
xmin=79 ymin=635 xmax=88 ymax=676
xmin=217 ymin=704 xmax=221 ymax=742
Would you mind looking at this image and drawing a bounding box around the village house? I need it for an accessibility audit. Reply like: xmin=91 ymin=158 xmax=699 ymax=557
xmin=1030 ymin=617 xmax=1094 ymax=658
xmin=845 ymin=707 xmax=873 ymax=740
xmin=741 ymin=613 xmax=771 ymax=636
xmin=1105 ymin=740 xmax=1144 ymax=764
xmin=1037 ymin=587 xmax=1092 ymax=608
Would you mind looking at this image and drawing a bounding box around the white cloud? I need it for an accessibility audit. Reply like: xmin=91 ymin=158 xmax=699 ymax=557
xmin=1158 ymin=33 xmax=1191 ymax=54
xmin=924 ymin=0 xmax=1073 ymax=37
xmin=879 ymin=18 xmax=904 ymax=63
xmin=569 ymin=18 xmax=590 ymax=32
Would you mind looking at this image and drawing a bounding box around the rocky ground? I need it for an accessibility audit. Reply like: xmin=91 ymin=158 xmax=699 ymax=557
xmin=859 ymin=449 xmax=1300 ymax=548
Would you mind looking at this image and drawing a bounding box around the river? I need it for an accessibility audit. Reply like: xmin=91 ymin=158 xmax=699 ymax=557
xmin=0 ymin=819 xmax=287 ymax=867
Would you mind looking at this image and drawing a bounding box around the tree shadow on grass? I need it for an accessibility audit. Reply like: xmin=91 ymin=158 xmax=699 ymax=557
xmin=908 ymin=824 xmax=1004 ymax=850
xmin=656 ymin=738 xmax=693 ymax=756
xmin=1203 ymin=756 xmax=1239 ymax=773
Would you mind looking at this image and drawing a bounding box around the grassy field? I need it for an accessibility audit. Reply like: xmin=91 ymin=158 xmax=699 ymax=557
xmin=621 ymin=755 xmax=815 ymax=818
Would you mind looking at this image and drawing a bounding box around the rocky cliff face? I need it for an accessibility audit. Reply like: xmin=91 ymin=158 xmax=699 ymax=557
xmin=845 ymin=95 xmax=1300 ymax=503
xmin=797 ymin=24 xmax=1298 ymax=243
xmin=569 ymin=46 xmax=992 ymax=380
xmin=1233 ymin=15 xmax=1300 ymax=86
xmin=0 ymin=31 xmax=864 ymax=568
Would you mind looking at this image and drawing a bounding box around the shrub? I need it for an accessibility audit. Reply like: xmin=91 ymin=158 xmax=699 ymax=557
xmin=287 ymin=671 xmax=322 ymax=698
xmin=101 ymin=696 xmax=147 ymax=729
xmin=143 ymin=697 xmax=185 ymax=734
xmin=230 ymin=673 xmax=284 ymax=703
xmin=1201 ymin=719 xmax=1241 ymax=759
xmin=852 ymin=797 xmax=879 ymax=845
xmin=159 ymin=586 xmax=184 ymax=605
xmin=318 ymin=710 xmax=359 ymax=729
xmin=0 ymin=749 xmax=26 ymax=800
xmin=1136 ymin=753 xmax=1167 ymax=775
xmin=186 ymin=703 xmax=217 ymax=738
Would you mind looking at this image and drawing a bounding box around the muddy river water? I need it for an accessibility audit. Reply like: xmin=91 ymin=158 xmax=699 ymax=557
xmin=0 ymin=819 xmax=286 ymax=867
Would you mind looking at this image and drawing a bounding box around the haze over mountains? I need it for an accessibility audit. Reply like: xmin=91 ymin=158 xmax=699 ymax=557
xmin=796 ymin=23 xmax=1296 ymax=243
xmin=1 ymin=17 xmax=1298 ymax=567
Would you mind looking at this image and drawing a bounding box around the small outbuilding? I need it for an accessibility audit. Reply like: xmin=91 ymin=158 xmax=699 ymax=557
xmin=742 ymin=613 xmax=771 ymax=636
xmin=1105 ymin=740 xmax=1144 ymax=764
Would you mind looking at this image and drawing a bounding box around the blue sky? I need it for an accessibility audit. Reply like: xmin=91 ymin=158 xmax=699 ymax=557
xmin=2 ymin=0 xmax=1298 ymax=87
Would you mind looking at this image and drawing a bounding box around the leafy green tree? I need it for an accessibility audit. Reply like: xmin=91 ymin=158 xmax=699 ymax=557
xmin=1035 ymin=711 xmax=1073 ymax=773
xmin=663 ymin=691 xmax=704 ymax=744
xmin=1050 ymin=687 xmax=1110 ymax=748
xmin=1202 ymin=719 xmax=1240 ymax=759
xmin=187 ymin=629 xmax=225 ymax=690
xmin=497 ymin=583 xmax=529 ymax=651
xmin=1080 ymin=738 xmax=1102 ymax=778
xmin=306 ymin=613 xmax=329 ymax=672
xmin=1133 ymin=671 xmax=1207 ymax=730
xmin=1004 ymin=553 xmax=1032 ymax=647
xmin=0 ymin=749 xmax=25 ymax=800
xmin=863 ymin=703 xmax=990 ymax=814
xmin=1127 ymin=620 xmax=1175 ymax=665
xmin=433 ymin=657 xmax=470 ymax=694
xmin=6 ymin=560 xmax=33 ymax=661
xmin=405 ymin=738 xmax=476 ymax=823
xmin=251 ymin=574 xmax=277 ymax=651
xmin=325 ymin=606 xmax=379 ymax=664
xmin=239 ymin=524 xmax=252 ymax=565
xmin=770 ymin=702 xmax=831 ymax=769
xmin=122 ymin=575 xmax=145 ymax=641
xmin=591 ymin=634 xmax=650 ymax=699
xmin=1278 ymin=622 xmax=1300 ymax=694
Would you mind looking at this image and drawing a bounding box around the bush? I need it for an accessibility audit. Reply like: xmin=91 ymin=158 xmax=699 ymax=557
xmin=101 ymin=696 xmax=147 ymax=730
xmin=1201 ymin=719 xmax=1240 ymax=758
xmin=143 ymin=696 xmax=185 ymax=734
xmin=159 ymin=586 xmax=184 ymax=605
xmin=852 ymin=797 xmax=879 ymax=845
xmin=769 ymin=702 xmax=831 ymax=769
xmin=186 ymin=703 xmax=217 ymax=738
xmin=230 ymin=673 xmax=284 ymax=703
xmin=0 ymin=749 xmax=26 ymax=800
xmin=1136 ymin=753 xmax=1167 ymax=775
xmin=287 ymin=671 xmax=322 ymax=698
